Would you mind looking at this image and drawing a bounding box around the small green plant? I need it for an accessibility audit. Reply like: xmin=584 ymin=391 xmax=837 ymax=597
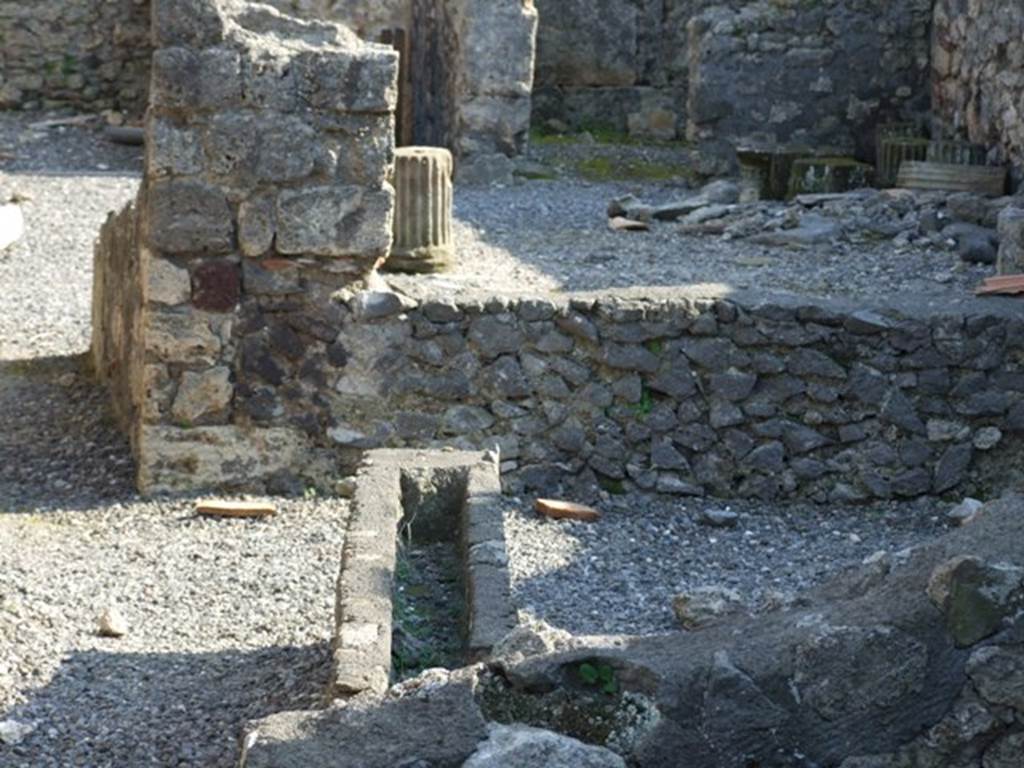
xmin=630 ymin=386 xmax=654 ymax=417
xmin=514 ymin=166 xmax=558 ymax=181
xmin=303 ymin=486 xmax=318 ymax=500
xmin=577 ymin=662 xmax=618 ymax=695
xmin=644 ymin=339 xmax=664 ymax=355
xmin=530 ymin=128 xmax=576 ymax=146
xmin=577 ymin=157 xmax=696 ymax=183
xmin=595 ymin=475 xmax=627 ymax=495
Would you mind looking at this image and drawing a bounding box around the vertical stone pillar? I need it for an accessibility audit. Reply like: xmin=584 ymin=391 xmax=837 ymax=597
xmin=121 ymin=0 xmax=398 ymax=494
xmin=386 ymin=146 xmax=454 ymax=273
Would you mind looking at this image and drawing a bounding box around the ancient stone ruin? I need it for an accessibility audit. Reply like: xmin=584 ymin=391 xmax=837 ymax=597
xmin=4 ymin=0 xmax=1024 ymax=765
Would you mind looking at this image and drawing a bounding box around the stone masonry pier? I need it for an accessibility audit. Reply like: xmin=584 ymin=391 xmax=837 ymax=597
xmin=92 ymin=0 xmax=399 ymax=493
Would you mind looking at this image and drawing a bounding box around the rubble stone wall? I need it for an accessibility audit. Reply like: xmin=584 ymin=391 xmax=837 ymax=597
xmin=92 ymin=0 xmax=399 ymax=493
xmin=687 ymin=0 xmax=933 ymax=159
xmin=92 ymin=197 xmax=145 ymax=435
xmin=534 ymin=0 xmax=933 ymax=151
xmin=0 ymin=0 xmax=151 ymax=113
xmin=532 ymin=0 xmax=723 ymax=140
xmin=308 ymin=287 xmax=1024 ymax=505
xmin=932 ymin=0 xmax=1024 ymax=183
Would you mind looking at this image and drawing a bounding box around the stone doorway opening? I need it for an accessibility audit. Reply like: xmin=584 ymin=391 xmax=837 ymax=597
xmin=379 ymin=0 xmax=454 ymax=152
xmin=272 ymin=0 xmax=538 ymax=181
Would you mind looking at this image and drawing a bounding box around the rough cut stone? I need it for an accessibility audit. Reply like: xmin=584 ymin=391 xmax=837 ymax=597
xmin=171 ymin=367 xmax=233 ymax=425
xmin=147 ymin=119 xmax=203 ymax=177
xmin=997 ymin=206 xmax=1024 ymax=275
xmin=442 ymin=406 xmax=495 ymax=435
xmin=927 ymin=556 xmax=1023 ymax=647
xmin=672 ymin=586 xmax=744 ymax=629
xmin=147 ymin=179 xmax=234 ymax=254
xmin=146 ymin=311 xmax=221 ymax=365
xmin=463 ymin=724 xmax=627 ymax=768
xmin=967 ymin=646 xmax=1024 ymax=712
xmin=240 ymin=670 xmax=487 ymax=768
xmin=150 ymin=47 xmax=242 ymax=111
xmin=146 ymin=255 xmax=191 ymax=306
xmin=238 ymin=194 xmax=276 ymax=257
xmin=136 ymin=425 xmax=310 ymax=493
xmin=276 ymin=186 xmax=393 ymax=258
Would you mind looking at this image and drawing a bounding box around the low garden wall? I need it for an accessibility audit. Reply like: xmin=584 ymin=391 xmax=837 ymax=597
xmin=321 ymin=286 xmax=1024 ymax=504
xmin=117 ymin=273 xmax=1024 ymax=504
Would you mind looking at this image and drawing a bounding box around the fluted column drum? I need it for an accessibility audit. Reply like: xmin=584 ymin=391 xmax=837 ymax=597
xmin=386 ymin=146 xmax=454 ymax=273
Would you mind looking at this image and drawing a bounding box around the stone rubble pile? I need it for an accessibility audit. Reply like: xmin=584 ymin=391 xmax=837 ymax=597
xmin=611 ymin=181 xmax=1024 ymax=270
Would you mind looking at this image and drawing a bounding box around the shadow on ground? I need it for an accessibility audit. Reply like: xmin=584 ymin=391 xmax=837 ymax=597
xmin=0 ymin=354 xmax=136 ymax=513
xmin=1 ymin=643 xmax=332 ymax=768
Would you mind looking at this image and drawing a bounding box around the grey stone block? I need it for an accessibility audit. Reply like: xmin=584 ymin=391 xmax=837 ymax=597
xmin=276 ymin=186 xmax=393 ymax=259
xmin=147 ymin=179 xmax=233 ymax=254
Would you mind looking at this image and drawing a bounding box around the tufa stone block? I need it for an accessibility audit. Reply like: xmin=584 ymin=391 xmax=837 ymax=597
xmin=151 ymin=0 xmax=226 ymax=49
xmin=171 ymin=366 xmax=233 ymax=425
xmin=147 ymin=179 xmax=234 ymax=254
xmin=150 ymin=47 xmax=242 ymax=112
xmin=276 ymin=186 xmax=393 ymax=259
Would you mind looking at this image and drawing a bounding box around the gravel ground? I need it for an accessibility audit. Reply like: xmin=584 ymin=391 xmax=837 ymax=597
xmin=0 ymin=114 xmax=141 ymax=361
xmin=1 ymin=112 xmax=986 ymax=313
xmin=0 ymin=111 xmax=972 ymax=763
xmin=503 ymin=494 xmax=951 ymax=636
xmin=0 ymin=113 xmax=142 ymax=174
xmin=0 ymin=360 xmax=349 ymax=768
xmin=0 ymin=493 xmax=347 ymax=768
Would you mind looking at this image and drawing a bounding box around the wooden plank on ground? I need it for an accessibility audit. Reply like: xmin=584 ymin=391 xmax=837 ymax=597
xmin=535 ymin=498 xmax=601 ymax=522
xmin=195 ymin=499 xmax=277 ymax=519
xmin=976 ymin=274 xmax=1024 ymax=296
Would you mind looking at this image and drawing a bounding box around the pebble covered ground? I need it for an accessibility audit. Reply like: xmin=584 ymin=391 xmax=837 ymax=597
xmin=0 ymin=356 xmax=349 ymax=768
xmin=0 ymin=114 xmax=140 ymax=361
xmin=503 ymin=494 xmax=951 ymax=636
